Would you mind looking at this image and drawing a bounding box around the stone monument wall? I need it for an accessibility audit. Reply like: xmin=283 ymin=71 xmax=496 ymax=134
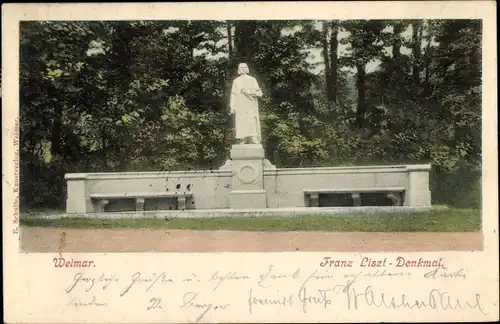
xmin=65 ymin=170 xmax=232 ymax=213
xmin=65 ymin=164 xmax=431 ymax=213
xmin=264 ymin=165 xmax=430 ymax=207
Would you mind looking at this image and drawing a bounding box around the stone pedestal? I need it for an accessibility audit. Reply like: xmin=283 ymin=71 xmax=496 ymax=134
xmin=229 ymin=144 xmax=268 ymax=209
xmin=404 ymin=165 xmax=432 ymax=207
xmin=65 ymin=174 xmax=93 ymax=213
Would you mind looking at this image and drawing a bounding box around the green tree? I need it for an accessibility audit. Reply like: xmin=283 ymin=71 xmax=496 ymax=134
xmin=340 ymin=20 xmax=388 ymax=129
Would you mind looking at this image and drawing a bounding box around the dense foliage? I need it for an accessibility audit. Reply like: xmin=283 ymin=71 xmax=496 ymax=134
xmin=19 ymin=20 xmax=482 ymax=210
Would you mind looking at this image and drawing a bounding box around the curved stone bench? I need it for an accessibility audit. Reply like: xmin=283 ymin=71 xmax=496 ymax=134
xmin=303 ymin=187 xmax=405 ymax=207
xmin=89 ymin=192 xmax=194 ymax=212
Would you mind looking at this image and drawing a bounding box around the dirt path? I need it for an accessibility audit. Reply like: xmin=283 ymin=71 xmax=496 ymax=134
xmin=20 ymin=227 xmax=483 ymax=253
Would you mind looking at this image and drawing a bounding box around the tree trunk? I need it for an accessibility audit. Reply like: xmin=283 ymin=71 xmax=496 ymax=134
xmin=423 ymin=37 xmax=432 ymax=95
xmin=234 ymin=21 xmax=258 ymax=69
xmin=322 ymin=22 xmax=331 ymax=103
xmin=227 ymin=21 xmax=233 ymax=59
xmin=392 ymin=22 xmax=403 ymax=61
xmin=356 ymin=63 xmax=367 ymax=129
xmin=329 ymin=21 xmax=339 ymax=104
xmin=412 ymin=21 xmax=421 ymax=85
xmin=50 ymin=105 xmax=62 ymax=158
xmin=100 ymin=127 xmax=108 ymax=169
xmin=114 ymin=22 xmax=135 ymax=90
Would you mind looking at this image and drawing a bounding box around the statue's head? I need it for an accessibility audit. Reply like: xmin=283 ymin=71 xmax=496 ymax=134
xmin=237 ymin=63 xmax=249 ymax=75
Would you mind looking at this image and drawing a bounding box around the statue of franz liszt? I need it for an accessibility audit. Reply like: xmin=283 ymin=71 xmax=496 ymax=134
xmin=230 ymin=63 xmax=263 ymax=144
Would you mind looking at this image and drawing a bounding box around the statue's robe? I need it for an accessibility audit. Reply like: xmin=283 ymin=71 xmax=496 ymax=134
xmin=230 ymin=74 xmax=263 ymax=141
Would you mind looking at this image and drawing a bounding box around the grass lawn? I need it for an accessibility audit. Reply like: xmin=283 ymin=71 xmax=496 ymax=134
xmin=20 ymin=208 xmax=481 ymax=232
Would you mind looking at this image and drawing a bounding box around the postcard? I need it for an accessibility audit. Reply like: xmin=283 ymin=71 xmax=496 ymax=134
xmin=2 ymin=1 xmax=498 ymax=323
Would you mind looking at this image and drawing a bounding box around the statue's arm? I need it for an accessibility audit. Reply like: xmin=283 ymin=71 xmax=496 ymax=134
xmin=252 ymin=78 xmax=263 ymax=98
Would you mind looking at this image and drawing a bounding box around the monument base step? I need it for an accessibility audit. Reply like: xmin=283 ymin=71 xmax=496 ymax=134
xmin=35 ymin=206 xmax=437 ymax=220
